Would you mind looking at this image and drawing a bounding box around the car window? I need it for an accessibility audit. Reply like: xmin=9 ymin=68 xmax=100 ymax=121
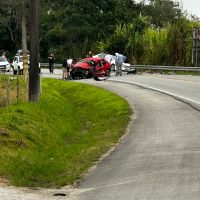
xmin=19 ymin=57 xmax=23 ymax=62
xmin=95 ymin=53 xmax=106 ymax=58
xmin=14 ymin=57 xmax=18 ymax=62
xmin=78 ymin=60 xmax=93 ymax=65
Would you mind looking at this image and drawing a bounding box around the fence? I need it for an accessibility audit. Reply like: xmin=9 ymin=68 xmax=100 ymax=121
xmin=0 ymin=71 xmax=27 ymax=108
xmin=39 ymin=63 xmax=200 ymax=73
xmin=129 ymin=65 xmax=200 ymax=74
xmin=40 ymin=63 xmax=62 ymax=68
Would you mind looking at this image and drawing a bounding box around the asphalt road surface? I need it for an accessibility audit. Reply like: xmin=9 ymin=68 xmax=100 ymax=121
xmin=69 ymin=79 xmax=200 ymax=200
xmin=2 ymin=73 xmax=200 ymax=199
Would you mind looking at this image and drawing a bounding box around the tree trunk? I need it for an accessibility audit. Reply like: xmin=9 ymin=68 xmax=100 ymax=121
xmin=28 ymin=0 xmax=40 ymax=102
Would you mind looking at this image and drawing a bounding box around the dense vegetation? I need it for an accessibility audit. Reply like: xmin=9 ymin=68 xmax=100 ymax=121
xmin=0 ymin=0 xmax=200 ymax=65
xmin=0 ymin=79 xmax=131 ymax=187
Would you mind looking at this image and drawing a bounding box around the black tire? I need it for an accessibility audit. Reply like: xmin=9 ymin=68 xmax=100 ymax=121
xmin=94 ymin=76 xmax=100 ymax=81
xmin=71 ymin=74 xmax=76 ymax=80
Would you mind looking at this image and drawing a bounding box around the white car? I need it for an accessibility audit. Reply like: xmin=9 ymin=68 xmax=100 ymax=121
xmin=122 ymin=63 xmax=136 ymax=73
xmin=0 ymin=56 xmax=10 ymax=72
xmin=12 ymin=55 xmax=30 ymax=75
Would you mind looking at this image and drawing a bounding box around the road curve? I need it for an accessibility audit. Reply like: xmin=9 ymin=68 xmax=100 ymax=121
xmin=1 ymin=75 xmax=200 ymax=199
xmin=70 ymin=79 xmax=200 ymax=200
xmin=109 ymin=74 xmax=200 ymax=107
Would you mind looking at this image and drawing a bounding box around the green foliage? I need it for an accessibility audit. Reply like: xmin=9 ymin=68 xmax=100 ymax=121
xmin=143 ymin=0 xmax=182 ymax=27
xmin=0 ymin=79 xmax=131 ymax=187
xmin=0 ymin=0 xmax=200 ymax=66
xmin=165 ymin=17 xmax=193 ymax=66
xmin=143 ymin=27 xmax=168 ymax=65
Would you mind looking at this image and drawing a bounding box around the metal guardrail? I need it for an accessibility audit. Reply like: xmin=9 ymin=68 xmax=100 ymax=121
xmin=39 ymin=63 xmax=200 ymax=71
xmin=40 ymin=63 xmax=62 ymax=68
xmin=129 ymin=65 xmax=200 ymax=72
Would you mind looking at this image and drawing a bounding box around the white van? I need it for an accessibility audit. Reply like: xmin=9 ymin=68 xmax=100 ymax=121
xmin=12 ymin=55 xmax=30 ymax=75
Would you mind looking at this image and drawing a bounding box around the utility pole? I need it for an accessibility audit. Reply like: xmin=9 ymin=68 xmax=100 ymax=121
xmin=29 ymin=0 xmax=40 ymax=102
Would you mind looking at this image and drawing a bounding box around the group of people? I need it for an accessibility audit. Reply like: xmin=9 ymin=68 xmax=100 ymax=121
xmin=48 ymin=50 xmax=127 ymax=79
xmin=48 ymin=52 xmax=78 ymax=79
xmin=104 ymin=52 xmax=127 ymax=76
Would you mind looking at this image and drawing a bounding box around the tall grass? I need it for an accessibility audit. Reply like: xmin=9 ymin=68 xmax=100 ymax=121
xmin=0 ymin=78 xmax=131 ymax=187
xmin=93 ymin=15 xmax=199 ymax=66
xmin=143 ymin=27 xmax=167 ymax=65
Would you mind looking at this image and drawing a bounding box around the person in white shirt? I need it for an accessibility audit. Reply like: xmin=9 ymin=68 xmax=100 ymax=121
xmin=105 ymin=52 xmax=113 ymax=64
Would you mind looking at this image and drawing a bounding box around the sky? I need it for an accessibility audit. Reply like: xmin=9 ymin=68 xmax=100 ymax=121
xmin=181 ymin=0 xmax=200 ymax=17
xmin=135 ymin=0 xmax=200 ymax=18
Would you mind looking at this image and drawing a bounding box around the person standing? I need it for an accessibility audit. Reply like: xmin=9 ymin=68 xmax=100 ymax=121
xmin=62 ymin=57 xmax=68 ymax=79
xmin=67 ymin=58 xmax=73 ymax=79
xmin=105 ymin=52 xmax=113 ymax=64
xmin=87 ymin=50 xmax=93 ymax=57
xmin=48 ymin=53 xmax=55 ymax=74
xmin=2 ymin=51 xmax=7 ymax=58
xmin=115 ymin=53 xmax=126 ymax=76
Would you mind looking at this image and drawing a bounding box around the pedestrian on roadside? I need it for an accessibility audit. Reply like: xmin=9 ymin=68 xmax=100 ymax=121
xmin=48 ymin=53 xmax=55 ymax=74
xmin=2 ymin=51 xmax=11 ymax=64
xmin=2 ymin=51 xmax=7 ymax=58
xmin=62 ymin=57 xmax=68 ymax=79
xmin=105 ymin=52 xmax=113 ymax=64
xmin=115 ymin=53 xmax=126 ymax=76
xmin=87 ymin=50 xmax=93 ymax=58
xmin=67 ymin=58 xmax=73 ymax=79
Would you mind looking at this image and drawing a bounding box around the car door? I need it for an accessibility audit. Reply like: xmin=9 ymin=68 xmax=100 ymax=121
xmin=12 ymin=56 xmax=19 ymax=70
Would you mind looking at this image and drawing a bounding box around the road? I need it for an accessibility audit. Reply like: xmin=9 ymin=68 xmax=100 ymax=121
xmin=2 ymin=73 xmax=200 ymax=199
xmin=109 ymin=74 xmax=200 ymax=107
xmin=69 ymin=77 xmax=200 ymax=200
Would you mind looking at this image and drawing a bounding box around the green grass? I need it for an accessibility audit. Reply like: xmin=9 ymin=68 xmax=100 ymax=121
xmin=0 ymin=75 xmax=26 ymax=107
xmin=0 ymin=78 xmax=131 ymax=188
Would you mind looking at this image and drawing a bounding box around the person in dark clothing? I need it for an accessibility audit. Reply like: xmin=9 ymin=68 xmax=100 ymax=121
xmin=48 ymin=53 xmax=55 ymax=74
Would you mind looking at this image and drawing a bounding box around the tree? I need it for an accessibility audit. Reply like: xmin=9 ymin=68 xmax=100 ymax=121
xmin=142 ymin=0 xmax=182 ymax=27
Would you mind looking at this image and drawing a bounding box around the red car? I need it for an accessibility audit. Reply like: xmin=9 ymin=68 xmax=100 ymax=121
xmin=70 ymin=57 xmax=111 ymax=80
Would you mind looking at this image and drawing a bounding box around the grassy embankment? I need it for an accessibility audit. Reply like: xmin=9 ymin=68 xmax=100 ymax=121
xmin=0 ymin=78 xmax=131 ymax=188
xmin=0 ymin=75 xmax=26 ymax=107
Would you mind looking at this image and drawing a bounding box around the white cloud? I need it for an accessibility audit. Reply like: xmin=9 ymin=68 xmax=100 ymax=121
xmin=180 ymin=0 xmax=200 ymax=17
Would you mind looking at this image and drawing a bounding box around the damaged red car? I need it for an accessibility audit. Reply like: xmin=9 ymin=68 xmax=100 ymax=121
xmin=70 ymin=57 xmax=111 ymax=80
